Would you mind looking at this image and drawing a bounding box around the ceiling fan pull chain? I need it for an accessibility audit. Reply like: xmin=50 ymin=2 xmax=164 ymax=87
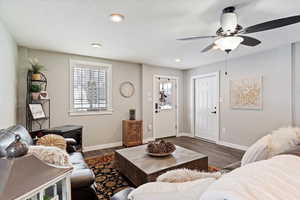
xmin=225 ymin=53 xmax=229 ymax=76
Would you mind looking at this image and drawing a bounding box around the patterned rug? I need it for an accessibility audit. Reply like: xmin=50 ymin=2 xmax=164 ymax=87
xmin=85 ymin=153 xmax=220 ymax=200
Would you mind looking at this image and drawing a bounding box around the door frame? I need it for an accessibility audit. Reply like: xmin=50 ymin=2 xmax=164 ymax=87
xmin=191 ymin=71 xmax=220 ymax=143
xmin=152 ymin=75 xmax=179 ymax=139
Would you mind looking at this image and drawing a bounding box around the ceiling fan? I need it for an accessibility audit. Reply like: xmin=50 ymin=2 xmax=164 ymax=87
xmin=177 ymin=6 xmax=300 ymax=53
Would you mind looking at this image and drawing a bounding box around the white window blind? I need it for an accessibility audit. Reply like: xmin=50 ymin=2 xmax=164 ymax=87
xmin=70 ymin=60 xmax=112 ymax=115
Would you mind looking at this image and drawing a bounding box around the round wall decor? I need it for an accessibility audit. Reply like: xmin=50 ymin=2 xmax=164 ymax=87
xmin=120 ymin=81 xmax=135 ymax=98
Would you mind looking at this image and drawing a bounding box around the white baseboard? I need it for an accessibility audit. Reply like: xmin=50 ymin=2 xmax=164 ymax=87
xmin=83 ymin=137 xmax=155 ymax=152
xmin=177 ymin=132 xmax=193 ymax=137
xmin=83 ymin=141 xmax=122 ymax=152
xmin=144 ymin=137 xmax=155 ymax=143
xmin=217 ymin=141 xmax=248 ymax=151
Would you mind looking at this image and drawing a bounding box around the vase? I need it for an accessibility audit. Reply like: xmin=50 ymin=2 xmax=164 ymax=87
xmin=31 ymin=92 xmax=40 ymax=100
xmin=5 ymin=134 xmax=28 ymax=158
xmin=129 ymin=109 xmax=136 ymax=120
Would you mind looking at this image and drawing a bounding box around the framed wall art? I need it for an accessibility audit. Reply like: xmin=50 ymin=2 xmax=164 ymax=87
xmin=230 ymin=76 xmax=263 ymax=110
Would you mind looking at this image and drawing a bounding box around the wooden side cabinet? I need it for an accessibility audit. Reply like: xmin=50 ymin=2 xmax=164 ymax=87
xmin=122 ymin=120 xmax=143 ymax=147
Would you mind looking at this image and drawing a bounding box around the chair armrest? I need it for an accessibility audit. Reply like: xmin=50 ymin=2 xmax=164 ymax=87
xmin=65 ymin=138 xmax=77 ymax=153
xmin=111 ymin=187 xmax=135 ymax=200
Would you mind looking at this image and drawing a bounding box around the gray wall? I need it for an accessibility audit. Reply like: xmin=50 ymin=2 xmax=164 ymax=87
xmin=17 ymin=48 xmax=184 ymax=149
xmin=18 ymin=47 xmax=142 ymax=148
xmin=183 ymin=44 xmax=293 ymax=147
xmin=16 ymin=42 xmax=300 ymax=149
xmin=142 ymin=64 xmax=184 ymax=139
xmin=0 ymin=20 xmax=17 ymax=128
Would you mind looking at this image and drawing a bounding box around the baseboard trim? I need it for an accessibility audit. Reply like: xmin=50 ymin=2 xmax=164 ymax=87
xmin=83 ymin=141 xmax=122 ymax=152
xmin=83 ymin=137 xmax=155 ymax=152
xmin=143 ymin=137 xmax=155 ymax=143
xmin=217 ymin=141 xmax=248 ymax=151
xmin=177 ymin=132 xmax=193 ymax=137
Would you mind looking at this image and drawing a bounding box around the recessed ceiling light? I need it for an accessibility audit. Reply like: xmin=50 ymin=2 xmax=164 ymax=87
xmin=110 ymin=14 xmax=125 ymax=23
xmin=175 ymin=58 xmax=182 ymax=63
xmin=91 ymin=42 xmax=102 ymax=48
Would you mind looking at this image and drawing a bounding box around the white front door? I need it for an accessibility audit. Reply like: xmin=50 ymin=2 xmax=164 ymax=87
xmin=153 ymin=76 xmax=178 ymax=139
xmin=194 ymin=73 xmax=219 ymax=142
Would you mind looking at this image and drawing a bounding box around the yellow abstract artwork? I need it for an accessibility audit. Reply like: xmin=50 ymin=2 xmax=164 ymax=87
xmin=230 ymin=76 xmax=262 ymax=110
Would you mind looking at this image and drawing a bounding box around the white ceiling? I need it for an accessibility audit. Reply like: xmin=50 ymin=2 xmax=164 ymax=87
xmin=0 ymin=0 xmax=300 ymax=69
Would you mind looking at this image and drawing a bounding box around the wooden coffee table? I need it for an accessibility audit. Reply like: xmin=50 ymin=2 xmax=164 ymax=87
xmin=115 ymin=145 xmax=208 ymax=186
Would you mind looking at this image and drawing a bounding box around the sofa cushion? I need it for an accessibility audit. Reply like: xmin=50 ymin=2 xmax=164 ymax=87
xmin=7 ymin=125 xmax=33 ymax=145
xmin=269 ymin=127 xmax=300 ymax=157
xmin=29 ymin=145 xmax=72 ymax=167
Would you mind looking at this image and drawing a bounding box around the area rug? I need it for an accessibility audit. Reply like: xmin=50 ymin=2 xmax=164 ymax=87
xmin=85 ymin=153 xmax=220 ymax=200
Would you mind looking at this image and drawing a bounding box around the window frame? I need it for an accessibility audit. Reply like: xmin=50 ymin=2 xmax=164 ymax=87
xmin=69 ymin=59 xmax=113 ymax=116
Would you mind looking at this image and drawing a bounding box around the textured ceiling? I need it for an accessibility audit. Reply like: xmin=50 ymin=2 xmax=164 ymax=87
xmin=0 ymin=0 xmax=300 ymax=69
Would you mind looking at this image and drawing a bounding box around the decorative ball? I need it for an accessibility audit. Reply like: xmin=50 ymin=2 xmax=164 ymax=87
xmin=37 ymin=134 xmax=66 ymax=150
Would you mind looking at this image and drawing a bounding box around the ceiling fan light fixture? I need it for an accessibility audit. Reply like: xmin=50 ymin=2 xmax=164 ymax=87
xmin=175 ymin=58 xmax=182 ymax=63
xmin=214 ymin=36 xmax=244 ymax=52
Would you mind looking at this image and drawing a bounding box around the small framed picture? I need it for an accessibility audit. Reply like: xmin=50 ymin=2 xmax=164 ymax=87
xmin=39 ymin=91 xmax=49 ymax=99
xmin=29 ymin=104 xmax=46 ymax=119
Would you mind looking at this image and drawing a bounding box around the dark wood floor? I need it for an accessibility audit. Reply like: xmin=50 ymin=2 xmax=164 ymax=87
xmin=84 ymin=136 xmax=244 ymax=168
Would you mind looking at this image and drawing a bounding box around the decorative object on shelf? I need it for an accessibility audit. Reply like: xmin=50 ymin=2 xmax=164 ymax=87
xmin=5 ymin=134 xmax=29 ymax=158
xmin=30 ymin=84 xmax=42 ymax=100
xmin=129 ymin=109 xmax=136 ymax=120
xmin=29 ymin=57 xmax=46 ymax=81
xmin=29 ymin=103 xmax=46 ymax=119
xmin=40 ymin=90 xmax=49 ymax=99
xmin=36 ymin=134 xmax=67 ymax=150
xmin=120 ymin=81 xmax=135 ymax=98
xmin=146 ymin=140 xmax=176 ymax=157
xmin=230 ymin=76 xmax=263 ymax=110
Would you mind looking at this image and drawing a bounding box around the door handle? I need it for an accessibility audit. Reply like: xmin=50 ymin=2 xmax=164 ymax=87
xmin=155 ymin=103 xmax=159 ymax=113
xmin=211 ymin=106 xmax=217 ymax=114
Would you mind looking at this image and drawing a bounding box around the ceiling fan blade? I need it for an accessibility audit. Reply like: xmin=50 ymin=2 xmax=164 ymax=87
xmin=177 ymin=36 xmax=216 ymax=41
xmin=243 ymin=15 xmax=300 ymax=34
xmin=201 ymin=43 xmax=217 ymax=53
xmin=239 ymin=35 xmax=261 ymax=46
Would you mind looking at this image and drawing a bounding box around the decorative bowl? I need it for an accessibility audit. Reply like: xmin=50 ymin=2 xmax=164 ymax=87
xmin=146 ymin=140 xmax=176 ymax=157
xmin=147 ymin=150 xmax=175 ymax=157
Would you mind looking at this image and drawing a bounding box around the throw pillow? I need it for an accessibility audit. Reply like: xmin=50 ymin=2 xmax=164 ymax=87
xmin=157 ymin=168 xmax=221 ymax=183
xmin=28 ymin=145 xmax=72 ymax=168
xmin=241 ymin=134 xmax=272 ymax=166
xmin=269 ymin=127 xmax=300 ymax=157
xmin=37 ymin=134 xmax=67 ymax=150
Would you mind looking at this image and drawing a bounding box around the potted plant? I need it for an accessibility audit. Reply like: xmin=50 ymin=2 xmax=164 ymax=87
xmin=30 ymin=84 xmax=42 ymax=100
xmin=28 ymin=58 xmax=45 ymax=80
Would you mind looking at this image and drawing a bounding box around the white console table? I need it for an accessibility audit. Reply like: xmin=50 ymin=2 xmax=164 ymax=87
xmin=0 ymin=155 xmax=73 ymax=200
